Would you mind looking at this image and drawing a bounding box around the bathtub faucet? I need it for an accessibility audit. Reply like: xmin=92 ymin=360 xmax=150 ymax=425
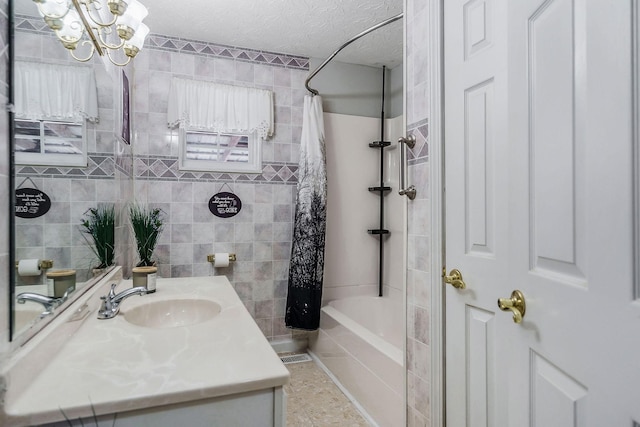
xmin=97 ymin=283 xmax=148 ymax=320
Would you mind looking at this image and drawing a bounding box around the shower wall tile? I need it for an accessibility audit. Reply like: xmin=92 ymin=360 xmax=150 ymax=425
xmin=408 ymin=407 xmax=430 ymax=427
xmin=408 ymin=120 xmax=429 ymax=164
xmin=255 ymin=64 xmax=274 ymax=86
xmin=132 ymin=36 xmax=308 ymax=343
xmin=255 ymin=299 xmax=275 ymax=319
xmin=406 ymin=0 xmax=434 ymax=424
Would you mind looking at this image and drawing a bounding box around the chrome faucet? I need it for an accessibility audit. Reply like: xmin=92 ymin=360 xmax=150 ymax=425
xmin=97 ymin=283 xmax=148 ymax=319
xmin=16 ymin=292 xmax=62 ymax=314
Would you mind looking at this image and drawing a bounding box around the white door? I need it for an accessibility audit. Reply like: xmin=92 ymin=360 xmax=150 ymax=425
xmin=444 ymin=0 xmax=640 ymax=426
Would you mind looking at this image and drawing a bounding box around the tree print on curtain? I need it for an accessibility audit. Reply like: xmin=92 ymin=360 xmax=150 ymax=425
xmin=286 ymin=95 xmax=327 ymax=330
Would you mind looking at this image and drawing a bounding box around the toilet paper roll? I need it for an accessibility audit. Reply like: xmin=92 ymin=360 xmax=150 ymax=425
xmin=213 ymin=253 xmax=230 ymax=268
xmin=18 ymin=259 xmax=41 ymax=276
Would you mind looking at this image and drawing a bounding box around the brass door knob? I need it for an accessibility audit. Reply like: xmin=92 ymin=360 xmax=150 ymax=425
xmin=497 ymin=290 xmax=526 ymax=323
xmin=443 ymin=268 xmax=466 ymax=289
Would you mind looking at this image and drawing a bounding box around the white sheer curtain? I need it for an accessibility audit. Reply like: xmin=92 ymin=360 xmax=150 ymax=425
xmin=167 ymin=78 xmax=274 ymax=139
xmin=14 ymin=61 xmax=99 ymax=122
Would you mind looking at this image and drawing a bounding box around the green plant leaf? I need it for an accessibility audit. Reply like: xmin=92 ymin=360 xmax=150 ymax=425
xmin=129 ymin=203 xmax=165 ymax=266
xmin=80 ymin=203 xmax=116 ymax=269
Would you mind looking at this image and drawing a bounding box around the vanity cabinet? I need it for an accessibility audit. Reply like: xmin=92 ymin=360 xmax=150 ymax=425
xmin=43 ymin=388 xmax=286 ymax=427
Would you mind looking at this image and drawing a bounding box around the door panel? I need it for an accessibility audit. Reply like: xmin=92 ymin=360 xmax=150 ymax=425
xmin=446 ymin=0 xmax=639 ymax=425
xmin=465 ymin=306 xmax=495 ymax=427
xmin=445 ymin=0 xmax=508 ymax=424
xmin=508 ymin=2 xmax=638 ymax=425
xmin=464 ymin=0 xmax=492 ymax=59
xmin=530 ymin=352 xmax=587 ymax=427
xmin=465 ymin=79 xmax=495 ymax=256
xmin=528 ymin=0 xmax=587 ymax=282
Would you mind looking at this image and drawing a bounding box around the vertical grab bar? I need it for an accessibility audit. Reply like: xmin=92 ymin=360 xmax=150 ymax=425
xmin=398 ymin=135 xmax=417 ymax=200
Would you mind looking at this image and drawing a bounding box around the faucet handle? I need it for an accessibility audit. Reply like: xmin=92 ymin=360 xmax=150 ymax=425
xmin=108 ymin=283 xmax=117 ymax=299
xmin=102 ymin=285 xmax=116 ymax=311
xmin=98 ymin=294 xmax=113 ymax=317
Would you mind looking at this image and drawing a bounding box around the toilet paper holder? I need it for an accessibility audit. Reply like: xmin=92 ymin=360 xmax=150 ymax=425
xmin=15 ymin=259 xmax=53 ymax=270
xmin=207 ymin=253 xmax=237 ymax=263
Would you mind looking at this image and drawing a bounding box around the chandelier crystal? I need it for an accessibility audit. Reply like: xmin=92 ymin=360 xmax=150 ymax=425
xmin=32 ymin=0 xmax=150 ymax=66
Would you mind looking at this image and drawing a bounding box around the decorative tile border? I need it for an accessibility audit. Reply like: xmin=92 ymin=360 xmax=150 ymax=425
xmin=408 ymin=118 xmax=429 ymax=165
xmin=146 ymin=35 xmax=309 ymax=70
xmin=135 ymin=155 xmax=298 ymax=185
xmin=14 ymin=14 xmax=50 ymax=33
xmin=15 ymin=154 xmax=116 ymax=179
xmin=15 ymin=14 xmax=309 ymax=71
xmin=15 ymin=153 xmax=298 ymax=184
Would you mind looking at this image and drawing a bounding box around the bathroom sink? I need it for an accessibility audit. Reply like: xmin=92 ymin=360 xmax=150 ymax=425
xmin=123 ymin=299 xmax=222 ymax=328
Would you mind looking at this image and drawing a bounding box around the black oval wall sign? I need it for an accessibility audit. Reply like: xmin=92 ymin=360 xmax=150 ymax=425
xmin=15 ymin=188 xmax=51 ymax=218
xmin=209 ymin=192 xmax=242 ymax=218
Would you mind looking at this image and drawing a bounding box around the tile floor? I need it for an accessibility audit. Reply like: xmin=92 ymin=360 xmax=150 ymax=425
xmin=284 ymin=358 xmax=371 ymax=426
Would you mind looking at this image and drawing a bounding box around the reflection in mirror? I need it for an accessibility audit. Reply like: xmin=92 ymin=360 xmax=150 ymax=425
xmin=11 ymin=4 xmax=128 ymax=340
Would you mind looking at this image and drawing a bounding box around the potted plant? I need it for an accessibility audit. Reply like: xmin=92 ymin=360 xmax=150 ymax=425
xmin=80 ymin=203 xmax=116 ymax=275
xmin=129 ymin=203 xmax=164 ymax=292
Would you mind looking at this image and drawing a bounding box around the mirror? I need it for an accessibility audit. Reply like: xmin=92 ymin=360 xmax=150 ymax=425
xmin=10 ymin=3 xmax=127 ymax=340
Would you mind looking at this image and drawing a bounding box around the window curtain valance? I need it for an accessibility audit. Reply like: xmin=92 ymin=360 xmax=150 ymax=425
xmin=14 ymin=61 xmax=99 ymax=123
xmin=167 ymin=78 xmax=274 ymax=139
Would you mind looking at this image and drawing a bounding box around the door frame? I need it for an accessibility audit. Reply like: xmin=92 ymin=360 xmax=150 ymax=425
xmin=425 ymin=0 xmax=446 ymax=425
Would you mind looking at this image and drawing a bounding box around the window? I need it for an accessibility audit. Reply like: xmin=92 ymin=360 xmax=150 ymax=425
xmin=179 ymin=128 xmax=261 ymax=173
xmin=14 ymin=61 xmax=98 ymax=167
xmin=168 ymin=78 xmax=273 ymax=174
xmin=14 ymin=119 xmax=88 ymax=167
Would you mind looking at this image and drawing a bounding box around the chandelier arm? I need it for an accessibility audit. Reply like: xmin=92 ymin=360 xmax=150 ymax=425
xmin=78 ymin=0 xmax=118 ymax=27
xmin=105 ymin=48 xmax=132 ymax=67
xmin=71 ymin=0 xmax=104 ymax=56
xmin=96 ymin=26 xmax=126 ymax=50
xmin=68 ymin=41 xmax=97 ymax=62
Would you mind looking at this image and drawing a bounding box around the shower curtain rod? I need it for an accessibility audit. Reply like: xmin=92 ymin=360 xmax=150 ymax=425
xmin=304 ymin=13 xmax=403 ymax=95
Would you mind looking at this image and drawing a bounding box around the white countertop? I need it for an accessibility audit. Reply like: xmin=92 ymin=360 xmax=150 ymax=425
xmin=2 ymin=275 xmax=289 ymax=426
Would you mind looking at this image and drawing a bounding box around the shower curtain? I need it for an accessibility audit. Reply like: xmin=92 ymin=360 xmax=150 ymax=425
xmin=285 ymin=95 xmax=327 ymax=330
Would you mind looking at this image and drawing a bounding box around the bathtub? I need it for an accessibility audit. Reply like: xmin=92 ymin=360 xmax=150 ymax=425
xmin=309 ymin=296 xmax=404 ymax=427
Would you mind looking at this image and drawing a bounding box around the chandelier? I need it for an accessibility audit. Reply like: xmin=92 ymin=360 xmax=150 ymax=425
xmin=32 ymin=0 xmax=150 ymax=66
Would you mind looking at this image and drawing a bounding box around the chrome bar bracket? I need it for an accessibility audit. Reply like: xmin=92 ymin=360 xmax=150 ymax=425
xmin=399 ymin=135 xmax=417 ymax=200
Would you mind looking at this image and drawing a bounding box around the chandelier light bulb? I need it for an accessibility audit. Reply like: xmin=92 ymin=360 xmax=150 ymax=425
xmin=117 ymin=0 xmax=148 ymax=28
xmin=35 ymin=0 xmax=70 ymax=18
xmin=35 ymin=0 xmax=71 ymax=30
xmin=124 ymin=22 xmax=149 ymax=56
xmin=107 ymin=0 xmax=129 ymax=16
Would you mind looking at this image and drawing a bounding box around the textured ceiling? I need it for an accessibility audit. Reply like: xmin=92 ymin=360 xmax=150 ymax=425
xmin=16 ymin=0 xmax=404 ymax=68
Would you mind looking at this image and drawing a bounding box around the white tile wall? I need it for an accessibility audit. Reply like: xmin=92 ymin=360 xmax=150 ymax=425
xmin=131 ymin=37 xmax=308 ymax=342
xmin=406 ymin=0 xmax=434 ymax=425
